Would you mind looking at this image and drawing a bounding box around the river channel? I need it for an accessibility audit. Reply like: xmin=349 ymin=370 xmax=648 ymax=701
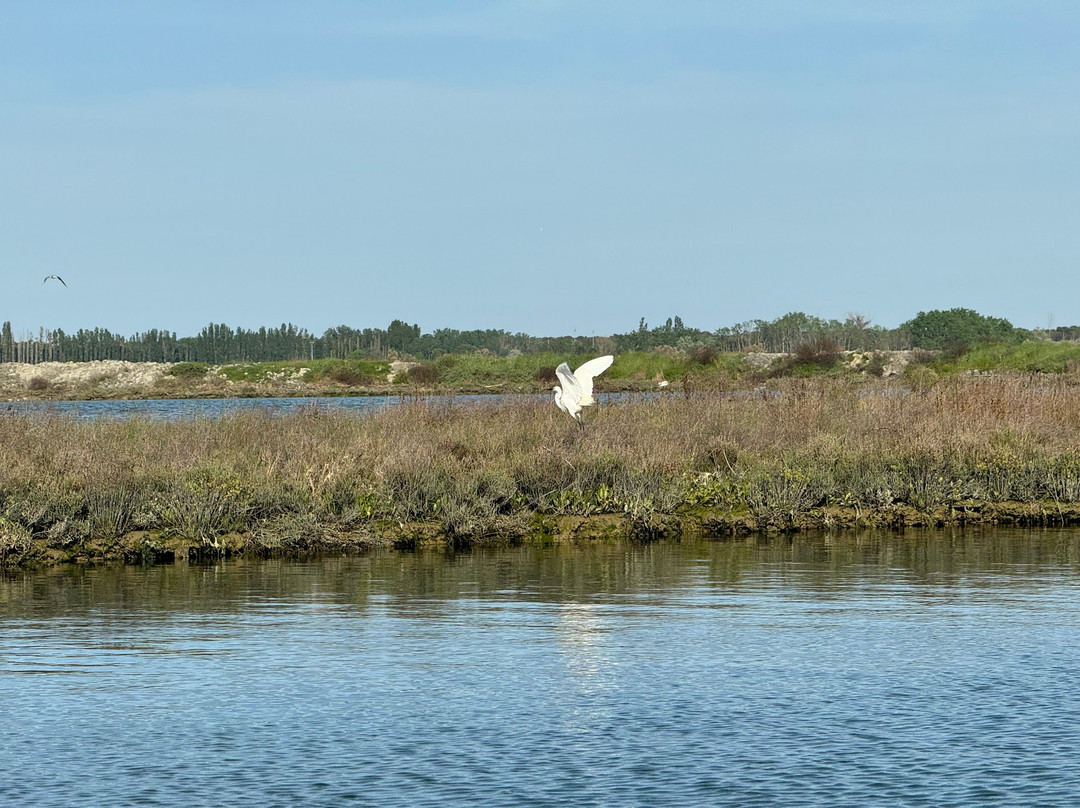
xmin=3 ymin=530 xmax=1080 ymax=806
xmin=6 ymin=393 xmax=645 ymax=421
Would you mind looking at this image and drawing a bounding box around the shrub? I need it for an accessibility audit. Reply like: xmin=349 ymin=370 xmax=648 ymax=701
xmin=793 ymin=338 xmax=841 ymax=367
xmin=0 ymin=518 xmax=34 ymax=566
xmin=534 ymin=366 xmax=557 ymax=384
xmin=27 ymin=376 xmax=49 ymax=391
xmin=296 ymin=359 xmax=379 ymax=386
xmin=940 ymin=339 xmax=969 ymax=362
xmin=407 ymin=363 xmax=440 ymax=385
xmin=166 ymin=362 xmax=209 ymax=379
xmin=327 ymin=365 xmax=373 ymax=385
xmin=907 ymin=349 xmax=937 ymax=367
xmin=687 ymin=346 xmax=718 ymax=366
xmin=904 ymin=365 xmax=940 ymax=389
xmin=861 ymin=352 xmax=888 ymax=377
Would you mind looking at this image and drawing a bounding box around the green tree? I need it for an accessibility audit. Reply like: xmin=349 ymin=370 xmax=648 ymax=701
xmin=901 ymin=308 xmax=1020 ymax=349
xmin=1 ymin=321 xmax=12 ymax=363
xmin=386 ymin=319 xmax=421 ymax=355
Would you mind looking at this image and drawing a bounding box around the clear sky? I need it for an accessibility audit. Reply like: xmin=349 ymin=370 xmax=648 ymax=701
xmin=3 ymin=1 xmax=1079 ymax=339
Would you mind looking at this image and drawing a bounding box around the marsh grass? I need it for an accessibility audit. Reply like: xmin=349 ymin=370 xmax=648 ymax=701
xmin=6 ymin=375 xmax=1080 ymax=565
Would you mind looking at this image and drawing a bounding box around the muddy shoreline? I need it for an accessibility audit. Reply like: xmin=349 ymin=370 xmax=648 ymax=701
xmin=8 ymin=501 xmax=1079 ymax=569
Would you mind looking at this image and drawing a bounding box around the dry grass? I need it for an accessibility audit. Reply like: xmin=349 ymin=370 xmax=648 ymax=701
xmin=4 ymin=375 xmax=1080 ymax=565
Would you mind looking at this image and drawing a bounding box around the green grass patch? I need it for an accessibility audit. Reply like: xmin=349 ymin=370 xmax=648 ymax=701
xmin=427 ymin=350 xmax=748 ymax=388
xmin=935 ymin=341 xmax=1080 ymax=374
xmin=606 ymin=351 xmax=687 ymax=381
xmin=434 ymin=352 xmax=580 ymax=386
xmin=610 ymin=350 xmax=749 ymax=382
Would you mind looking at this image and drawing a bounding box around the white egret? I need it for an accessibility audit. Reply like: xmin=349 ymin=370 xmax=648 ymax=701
xmin=43 ymin=275 xmax=67 ymax=287
xmin=553 ymin=355 xmax=613 ymax=430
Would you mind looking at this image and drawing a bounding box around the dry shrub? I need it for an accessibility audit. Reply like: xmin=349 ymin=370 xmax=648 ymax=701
xmin=861 ymin=352 xmax=888 ymax=377
xmin=0 ymin=519 xmax=34 ymax=566
xmin=407 ymin=363 xmax=440 ymax=385
xmin=249 ymin=512 xmax=333 ymax=552
xmin=27 ymin=376 xmax=49 ymax=391
xmin=794 ymin=337 xmax=842 ymax=367
xmin=534 ymin=366 xmax=557 ymax=384
xmin=941 ymin=339 xmax=970 ymax=361
xmin=687 ymin=346 xmax=718 ymax=366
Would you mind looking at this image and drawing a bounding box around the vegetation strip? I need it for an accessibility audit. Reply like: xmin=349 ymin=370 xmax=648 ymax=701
xmin=11 ymin=338 xmax=1080 ymax=402
xmin=0 ymin=306 xmax=1039 ymax=364
xmin=5 ymin=375 xmax=1080 ymax=568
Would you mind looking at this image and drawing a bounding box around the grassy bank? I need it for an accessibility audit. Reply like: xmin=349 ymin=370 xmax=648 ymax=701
xmin=8 ymin=340 xmax=1080 ymax=402
xmin=0 ymin=348 xmax=852 ymax=400
xmin=5 ymin=375 xmax=1080 ymax=567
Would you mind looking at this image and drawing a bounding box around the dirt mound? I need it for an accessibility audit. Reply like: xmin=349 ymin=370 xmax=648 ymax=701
xmin=0 ymin=361 xmax=170 ymax=396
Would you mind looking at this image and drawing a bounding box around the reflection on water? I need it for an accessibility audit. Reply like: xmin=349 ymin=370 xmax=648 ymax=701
xmin=556 ymin=602 xmax=610 ymax=683
xmin=3 ymin=528 xmax=1080 ymax=807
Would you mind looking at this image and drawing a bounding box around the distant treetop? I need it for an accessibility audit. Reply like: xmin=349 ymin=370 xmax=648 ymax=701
xmin=900 ymin=308 xmax=1021 ymax=350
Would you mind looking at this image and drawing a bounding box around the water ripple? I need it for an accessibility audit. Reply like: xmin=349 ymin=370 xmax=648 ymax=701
xmin=2 ymin=532 xmax=1080 ymax=806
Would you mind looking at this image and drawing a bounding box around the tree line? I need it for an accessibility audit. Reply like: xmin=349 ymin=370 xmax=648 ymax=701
xmin=0 ymin=308 xmax=1050 ymax=365
xmin=0 ymin=319 xmax=614 ymax=364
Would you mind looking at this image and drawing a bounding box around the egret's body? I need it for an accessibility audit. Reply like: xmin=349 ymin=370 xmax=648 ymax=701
xmin=552 ymin=355 xmax=613 ymax=430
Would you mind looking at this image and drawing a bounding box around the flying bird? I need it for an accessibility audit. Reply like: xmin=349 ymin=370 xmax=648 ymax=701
xmin=43 ymin=275 xmax=67 ymax=287
xmin=553 ymin=355 xmax=614 ymax=431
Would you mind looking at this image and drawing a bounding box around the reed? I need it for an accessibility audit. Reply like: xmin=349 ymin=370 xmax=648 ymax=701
xmin=4 ymin=375 xmax=1080 ymax=566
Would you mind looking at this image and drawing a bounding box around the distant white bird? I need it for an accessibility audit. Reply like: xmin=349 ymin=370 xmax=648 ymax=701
xmin=658 ymin=380 xmax=670 ymax=388
xmin=553 ymin=355 xmax=614 ymax=430
xmin=43 ymin=275 xmax=67 ymax=287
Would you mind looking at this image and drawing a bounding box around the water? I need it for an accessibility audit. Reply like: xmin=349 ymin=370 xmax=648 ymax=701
xmin=3 ymin=529 xmax=1080 ymax=807
xmin=4 ymin=394 xmax=466 ymax=420
xmin=3 ymin=392 xmax=643 ymax=421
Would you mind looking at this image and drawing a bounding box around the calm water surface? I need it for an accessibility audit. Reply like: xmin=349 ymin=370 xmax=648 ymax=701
xmin=3 ymin=530 xmax=1080 ymax=807
xmin=7 ymin=395 xmax=458 ymax=420
xmin=6 ymin=393 xmax=643 ymax=421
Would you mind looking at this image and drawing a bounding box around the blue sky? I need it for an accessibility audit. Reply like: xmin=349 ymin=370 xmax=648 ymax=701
xmin=3 ymin=1 xmax=1079 ymax=339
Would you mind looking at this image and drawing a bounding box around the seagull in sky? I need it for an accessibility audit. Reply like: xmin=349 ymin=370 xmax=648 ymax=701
xmin=43 ymin=275 xmax=67 ymax=287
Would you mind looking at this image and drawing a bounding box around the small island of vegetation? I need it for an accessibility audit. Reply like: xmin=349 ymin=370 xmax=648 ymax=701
xmin=4 ymin=307 xmax=1080 ymax=568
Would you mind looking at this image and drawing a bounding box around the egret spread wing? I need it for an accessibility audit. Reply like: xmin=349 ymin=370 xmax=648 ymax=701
xmin=571 ymin=355 xmax=613 ymax=405
xmin=555 ymin=363 xmax=582 ymax=407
